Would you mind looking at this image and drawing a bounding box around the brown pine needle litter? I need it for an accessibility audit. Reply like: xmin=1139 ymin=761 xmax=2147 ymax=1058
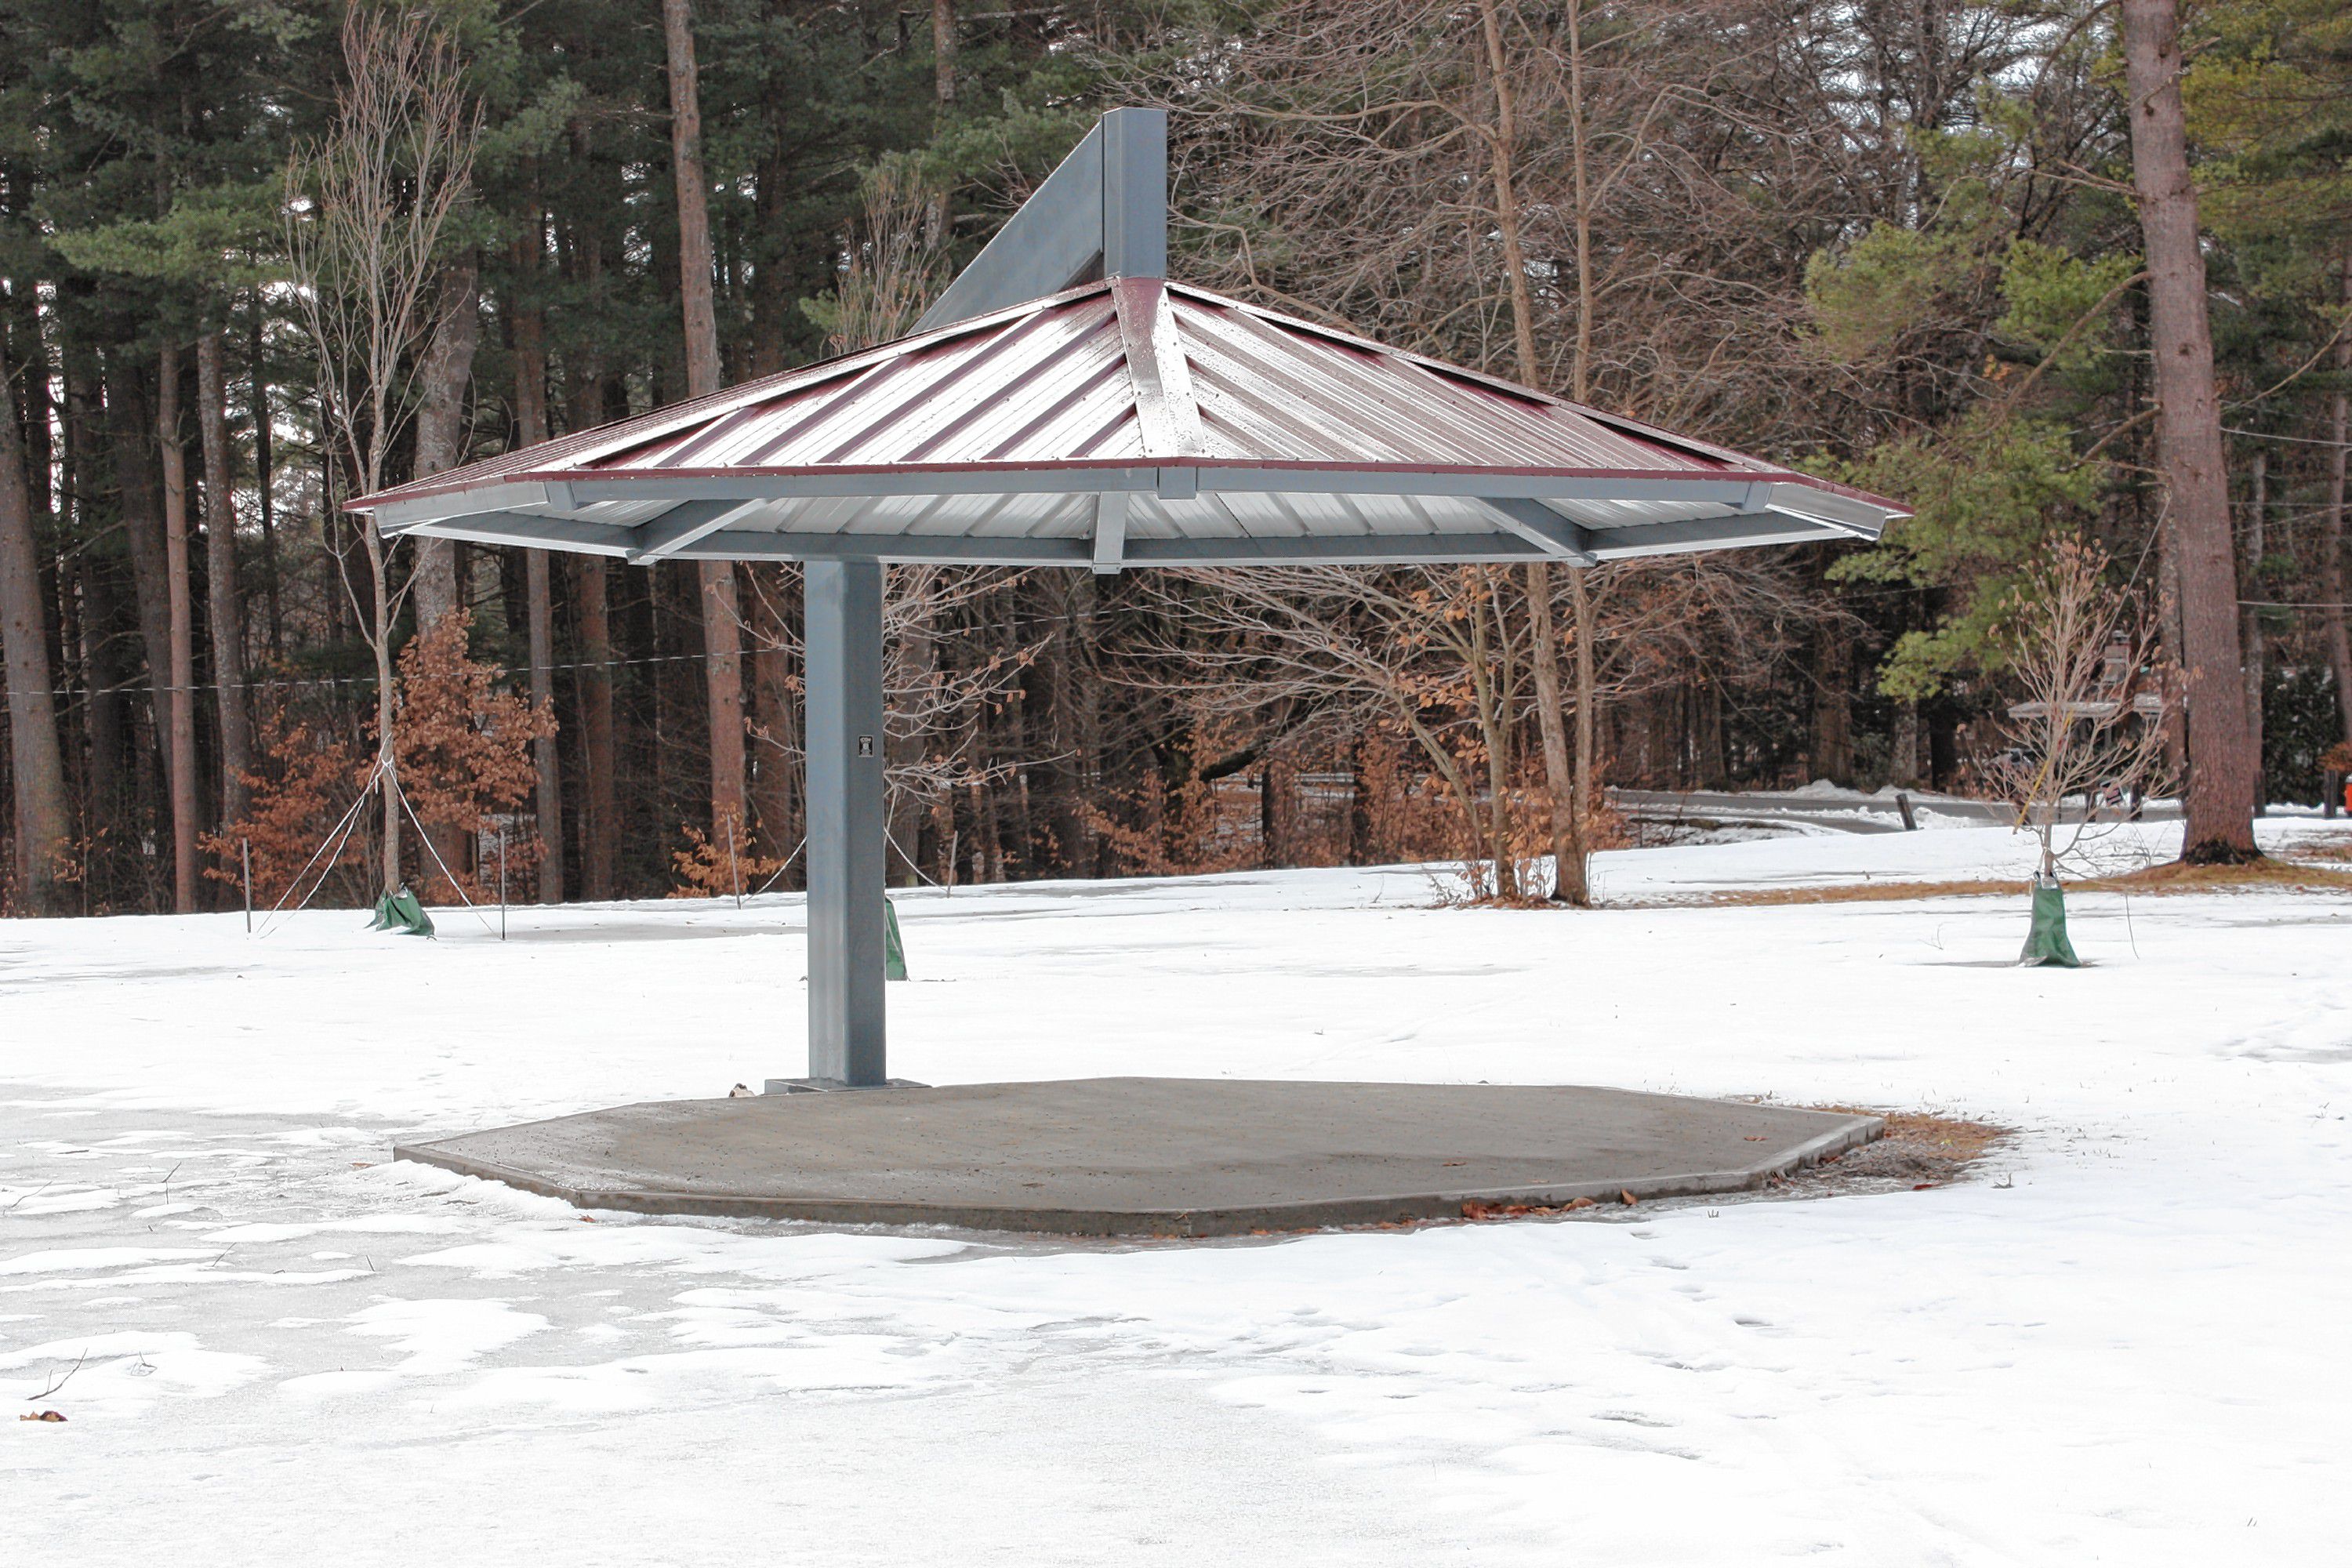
xmin=1637 ymin=855 xmax=2352 ymax=909
xmin=2281 ymin=832 xmax=2352 ymax=864
xmin=1769 ymin=1109 xmax=2010 ymax=1196
xmin=1442 ymin=1110 xmax=2009 ymax=1225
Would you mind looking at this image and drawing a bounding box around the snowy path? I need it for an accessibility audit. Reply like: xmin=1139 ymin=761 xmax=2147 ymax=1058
xmin=4 ymin=822 xmax=2346 ymax=1564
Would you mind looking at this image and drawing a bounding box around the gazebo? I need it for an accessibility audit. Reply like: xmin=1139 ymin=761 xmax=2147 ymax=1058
xmin=354 ymin=108 xmax=1906 ymax=1096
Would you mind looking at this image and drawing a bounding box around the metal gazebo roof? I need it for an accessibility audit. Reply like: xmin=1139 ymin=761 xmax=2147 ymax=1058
xmin=359 ymin=275 xmax=1904 ymax=570
xmin=346 ymin=107 xmax=1904 ymax=1094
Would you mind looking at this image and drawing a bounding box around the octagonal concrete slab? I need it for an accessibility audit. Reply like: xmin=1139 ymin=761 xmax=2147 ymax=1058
xmin=394 ymin=1078 xmax=1880 ymax=1238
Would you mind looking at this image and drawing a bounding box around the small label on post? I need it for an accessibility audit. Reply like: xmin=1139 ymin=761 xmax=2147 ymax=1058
xmin=857 ymin=735 xmax=876 ymax=758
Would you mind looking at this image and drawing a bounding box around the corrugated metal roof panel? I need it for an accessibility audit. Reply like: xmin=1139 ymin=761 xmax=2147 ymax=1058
xmin=354 ymin=277 xmax=1904 ymax=568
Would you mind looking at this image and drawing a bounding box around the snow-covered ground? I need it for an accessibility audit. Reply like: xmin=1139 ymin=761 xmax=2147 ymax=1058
xmin=4 ymin=820 xmax=2346 ymax=1565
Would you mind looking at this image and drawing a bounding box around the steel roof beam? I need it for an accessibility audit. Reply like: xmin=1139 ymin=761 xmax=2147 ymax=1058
xmin=1477 ymin=497 xmax=1599 ymax=565
xmin=1091 ymin=493 xmax=1130 ymax=575
xmin=1586 ymin=514 xmax=1846 ymax=557
xmin=1759 ymin=481 xmax=1887 ymax=538
xmin=395 ymin=510 xmax=639 ymax=556
xmin=624 ymin=497 xmax=759 ymax=564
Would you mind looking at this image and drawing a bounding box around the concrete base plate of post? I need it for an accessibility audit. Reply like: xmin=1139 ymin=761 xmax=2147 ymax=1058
xmin=393 ymin=1079 xmax=1881 ymax=1238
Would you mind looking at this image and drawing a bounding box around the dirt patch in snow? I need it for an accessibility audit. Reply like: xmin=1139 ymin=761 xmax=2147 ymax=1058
xmin=1641 ymin=858 xmax=2352 ymax=909
xmin=2290 ymin=831 xmax=2352 ymax=862
xmin=1776 ymin=1109 xmax=2009 ymax=1196
xmin=1394 ymin=1109 xmax=2009 ymax=1232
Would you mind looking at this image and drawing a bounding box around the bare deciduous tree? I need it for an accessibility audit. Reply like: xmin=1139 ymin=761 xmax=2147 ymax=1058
xmin=283 ymin=6 xmax=481 ymax=900
xmin=1132 ymin=565 xmax=1535 ymax=895
xmin=1983 ymin=541 xmax=2171 ymax=880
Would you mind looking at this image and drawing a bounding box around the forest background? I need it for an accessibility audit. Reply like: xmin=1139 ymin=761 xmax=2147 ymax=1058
xmin=0 ymin=0 xmax=2345 ymax=917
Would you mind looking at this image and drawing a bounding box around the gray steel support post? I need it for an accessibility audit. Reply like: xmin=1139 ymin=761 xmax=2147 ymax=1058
xmin=804 ymin=559 xmax=887 ymax=1086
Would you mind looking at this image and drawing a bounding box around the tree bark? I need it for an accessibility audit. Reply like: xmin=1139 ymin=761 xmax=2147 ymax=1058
xmin=931 ymin=0 xmax=957 ymax=107
xmin=410 ymin=257 xmax=481 ymax=630
xmin=1528 ymin=563 xmax=1584 ymax=902
xmin=158 ymin=342 xmax=198 ymax=912
xmin=367 ymin=507 xmax=401 ymax=898
xmin=62 ymin=339 xmax=122 ymax=834
xmin=195 ymin=332 xmax=251 ymax=826
xmin=1809 ymin=607 xmax=1854 ymax=783
xmin=575 ymin=554 xmax=616 ymax=899
xmin=249 ymin=310 xmax=281 ymax=657
xmin=406 ymin=258 xmax=481 ymax=888
xmin=748 ymin=564 xmax=797 ymax=862
xmin=1564 ymin=0 xmax=1604 ymax=883
xmin=1474 ymin=0 xmax=1588 ymax=903
xmin=0 ymin=335 xmax=71 ymax=913
xmin=662 ymin=0 xmax=747 ymax=836
xmin=1889 ymin=699 xmax=1921 ymax=788
xmin=2122 ymin=0 xmax=2259 ymax=860
xmin=107 ymin=354 xmax=176 ymax=845
xmin=2242 ymin=447 xmax=2266 ymax=810
xmin=2321 ymin=252 xmax=2352 ymax=746
xmin=511 ymin=245 xmax=564 ymax=903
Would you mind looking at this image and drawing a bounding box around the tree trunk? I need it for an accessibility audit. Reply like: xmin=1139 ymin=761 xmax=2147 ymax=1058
xmin=410 ymin=258 xmax=481 ymax=630
xmin=932 ymin=0 xmax=957 ymax=106
xmin=1563 ymin=0 xmax=1606 ymax=869
xmin=158 ymin=342 xmax=198 ymax=912
xmin=575 ymin=554 xmax=617 ymax=899
xmin=511 ymin=258 xmax=564 ymax=902
xmin=889 ymin=584 xmax=934 ymax=886
xmin=249 ymin=310 xmax=281 ymax=657
xmin=2321 ymin=252 xmax=2352 ymax=746
xmin=1701 ymin=675 xmax=1731 ymax=788
xmin=2242 ymin=447 xmax=2266 ymax=810
xmin=1475 ymin=0 xmax=1584 ymax=903
xmin=2122 ymin=0 xmax=2259 ymax=861
xmin=750 ymin=152 xmax=791 ymax=376
xmin=408 ymin=260 xmax=481 ymax=892
xmin=1528 ymin=563 xmax=1584 ymax=902
xmin=62 ymin=340 xmax=122 ymax=838
xmin=107 ymin=354 xmax=176 ymax=855
xmin=1810 ymin=611 xmax=1854 ymax=783
xmin=0 ymin=335 xmax=71 ymax=913
xmin=195 ymin=332 xmax=251 ymax=826
xmin=748 ymin=563 xmax=798 ymax=862
xmin=368 ymin=510 xmax=401 ymax=898
xmin=662 ymin=0 xmax=747 ymax=837
xmin=1889 ymin=699 xmax=1922 ymax=789
xmin=1569 ymin=564 xmax=1598 ymax=844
